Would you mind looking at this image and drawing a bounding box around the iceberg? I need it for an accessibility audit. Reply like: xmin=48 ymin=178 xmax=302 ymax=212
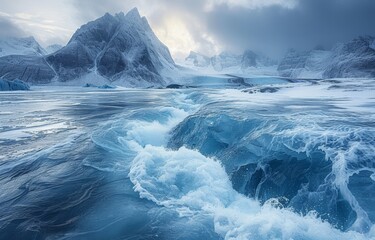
xmin=0 ymin=78 xmax=30 ymax=91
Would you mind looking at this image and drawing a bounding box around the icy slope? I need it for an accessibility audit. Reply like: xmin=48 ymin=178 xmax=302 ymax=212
xmin=0 ymin=37 xmax=47 ymax=57
xmin=211 ymin=51 xmax=242 ymax=71
xmin=46 ymin=8 xmax=176 ymax=87
xmin=45 ymin=44 xmax=63 ymax=54
xmin=278 ymin=49 xmax=331 ymax=79
xmin=323 ymin=36 xmax=375 ymax=78
xmin=278 ymin=36 xmax=375 ymax=79
xmin=0 ymin=55 xmax=56 ymax=84
xmin=182 ymin=50 xmax=278 ymax=76
xmin=0 ymin=9 xmax=177 ymax=87
xmin=185 ymin=51 xmax=211 ymax=68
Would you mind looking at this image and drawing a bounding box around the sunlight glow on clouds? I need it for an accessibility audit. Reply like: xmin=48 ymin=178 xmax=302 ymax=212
xmin=0 ymin=0 xmax=299 ymax=59
xmin=0 ymin=0 xmax=76 ymax=45
xmin=204 ymin=0 xmax=298 ymax=11
xmin=0 ymin=0 xmax=375 ymax=60
xmin=153 ymin=17 xmax=197 ymax=60
xmin=151 ymin=14 xmax=221 ymax=60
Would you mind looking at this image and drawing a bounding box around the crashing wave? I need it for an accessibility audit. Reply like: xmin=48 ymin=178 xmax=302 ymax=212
xmin=90 ymin=90 xmax=374 ymax=239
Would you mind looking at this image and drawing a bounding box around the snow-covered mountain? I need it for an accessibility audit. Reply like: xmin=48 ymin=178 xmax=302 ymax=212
xmin=278 ymin=36 xmax=375 ymax=79
xmin=183 ymin=50 xmax=277 ymax=74
xmin=46 ymin=8 xmax=176 ymax=86
xmin=45 ymin=44 xmax=63 ymax=54
xmin=210 ymin=52 xmax=242 ymax=71
xmin=0 ymin=55 xmax=56 ymax=83
xmin=241 ymin=50 xmax=258 ymax=68
xmin=277 ymin=49 xmax=331 ymax=79
xmin=0 ymin=8 xmax=177 ymax=87
xmin=0 ymin=37 xmax=47 ymax=57
xmin=323 ymin=36 xmax=375 ymax=78
xmin=185 ymin=51 xmax=211 ymax=68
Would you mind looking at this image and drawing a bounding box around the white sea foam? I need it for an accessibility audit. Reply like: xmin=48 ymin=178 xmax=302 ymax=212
xmin=128 ymin=145 xmax=372 ymax=240
xmin=87 ymin=85 xmax=375 ymax=239
xmin=111 ymin=92 xmax=374 ymax=240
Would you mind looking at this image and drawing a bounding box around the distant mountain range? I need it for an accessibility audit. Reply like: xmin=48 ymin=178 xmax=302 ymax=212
xmin=0 ymin=37 xmax=47 ymax=57
xmin=184 ymin=50 xmax=277 ymax=71
xmin=278 ymin=36 xmax=375 ymax=79
xmin=0 ymin=8 xmax=177 ymax=87
xmin=45 ymin=44 xmax=63 ymax=54
xmin=0 ymin=8 xmax=374 ymax=88
xmin=0 ymin=37 xmax=63 ymax=57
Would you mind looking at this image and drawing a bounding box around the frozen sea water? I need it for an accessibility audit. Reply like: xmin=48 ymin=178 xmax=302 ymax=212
xmin=0 ymin=79 xmax=374 ymax=239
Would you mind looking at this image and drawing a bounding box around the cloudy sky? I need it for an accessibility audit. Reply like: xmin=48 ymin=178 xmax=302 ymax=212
xmin=1 ymin=0 xmax=375 ymax=59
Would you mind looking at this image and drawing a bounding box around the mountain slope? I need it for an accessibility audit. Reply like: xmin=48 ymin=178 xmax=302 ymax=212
xmin=0 ymin=37 xmax=47 ymax=57
xmin=323 ymin=36 xmax=375 ymax=78
xmin=211 ymin=52 xmax=242 ymax=71
xmin=0 ymin=8 xmax=176 ymax=87
xmin=278 ymin=36 xmax=375 ymax=79
xmin=0 ymin=55 xmax=56 ymax=84
xmin=45 ymin=44 xmax=63 ymax=54
xmin=185 ymin=51 xmax=211 ymax=68
xmin=183 ymin=50 xmax=277 ymax=74
xmin=277 ymin=49 xmax=331 ymax=79
xmin=46 ymin=8 xmax=176 ymax=86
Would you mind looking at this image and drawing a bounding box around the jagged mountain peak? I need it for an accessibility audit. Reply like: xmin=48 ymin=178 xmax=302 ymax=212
xmin=43 ymin=9 xmax=175 ymax=86
xmin=0 ymin=36 xmax=47 ymax=57
xmin=184 ymin=49 xmax=277 ymax=71
xmin=67 ymin=9 xmax=154 ymax=49
xmin=97 ymin=9 xmax=142 ymax=26
xmin=125 ymin=7 xmax=141 ymax=20
xmin=278 ymin=35 xmax=375 ymax=79
xmin=0 ymin=8 xmax=177 ymax=87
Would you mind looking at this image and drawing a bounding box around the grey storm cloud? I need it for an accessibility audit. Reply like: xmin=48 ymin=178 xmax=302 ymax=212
xmin=69 ymin=0 xmax=129 ymax=22
xmin=71 ymin=0 xmax=375 ymax=57
xmin=201 ymin=0 xmax=375 ymax=56
xmin=0 ymin=16 xmax=26 ymax=38
xmin=0 ymin=0 xmax=375 ymax=58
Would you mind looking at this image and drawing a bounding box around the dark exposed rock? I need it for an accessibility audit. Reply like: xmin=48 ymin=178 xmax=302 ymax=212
xmin=0 ymin=55 xmax=55 ymax=84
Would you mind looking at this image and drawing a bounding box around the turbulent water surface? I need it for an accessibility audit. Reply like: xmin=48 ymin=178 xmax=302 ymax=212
xmin=0 ymin=79 xmax=374 ymax=240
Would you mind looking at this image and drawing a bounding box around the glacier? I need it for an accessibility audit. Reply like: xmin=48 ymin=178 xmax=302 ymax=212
xmin=0 ymin=78 xmax=374 ymax=239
